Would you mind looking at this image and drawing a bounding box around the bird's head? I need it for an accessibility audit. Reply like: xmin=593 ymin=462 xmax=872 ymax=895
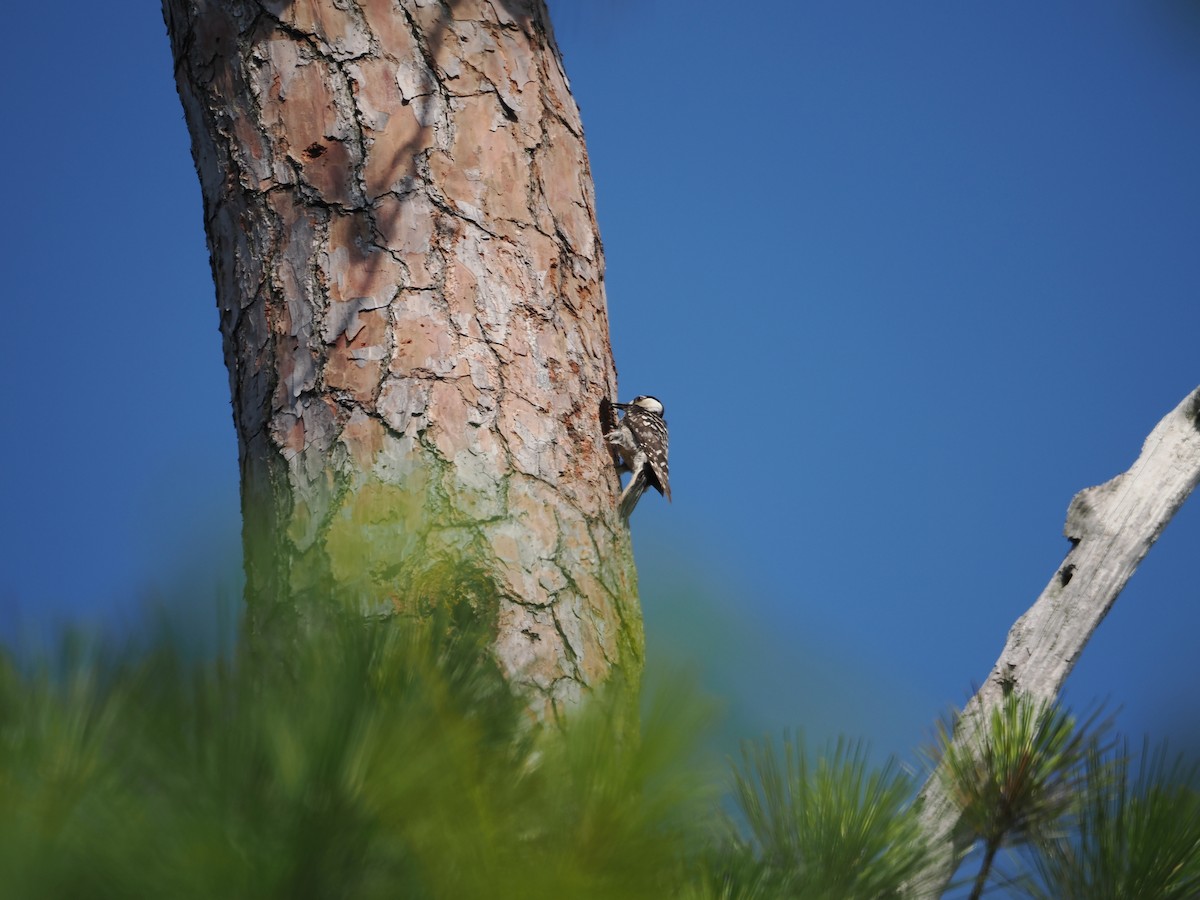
xmin=616 ymin=395 xmax=664 ymax=416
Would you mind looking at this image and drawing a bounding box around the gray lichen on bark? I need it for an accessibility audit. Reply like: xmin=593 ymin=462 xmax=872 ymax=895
xmin=162 ymin=0 xmax=641 ymax=715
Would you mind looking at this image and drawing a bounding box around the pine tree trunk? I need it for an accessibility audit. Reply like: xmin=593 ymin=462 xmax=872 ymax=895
xmin=161 ymin=0 xmax=641 ymax=713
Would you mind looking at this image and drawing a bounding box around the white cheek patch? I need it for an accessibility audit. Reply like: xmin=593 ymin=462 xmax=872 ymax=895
xmin=636 ymin=397 xmax=664 ymax=415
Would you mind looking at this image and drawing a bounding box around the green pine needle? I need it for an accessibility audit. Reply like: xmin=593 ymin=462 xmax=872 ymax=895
xmin=930 ymin=692 xmax=1112 ymax=898
xmin=721 ymin=733 xmax=930 ymax=898
xmin=1024 ymin=740 xmax=1200 ymax=899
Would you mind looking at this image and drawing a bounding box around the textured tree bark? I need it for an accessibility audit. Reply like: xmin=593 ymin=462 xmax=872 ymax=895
xmin=911 ymin=385 xmax=1200 ymax=897
xmin=161 ymin=0 xmax=641 ymax=714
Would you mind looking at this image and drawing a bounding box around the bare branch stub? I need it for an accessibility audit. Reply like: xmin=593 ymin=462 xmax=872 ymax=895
xmin=910 ymin=385 xmax=1200 ymax=898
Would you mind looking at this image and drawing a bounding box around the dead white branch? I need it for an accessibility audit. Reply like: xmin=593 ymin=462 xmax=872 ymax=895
xmin=911 ymin=385 xmax=1200 ymax=898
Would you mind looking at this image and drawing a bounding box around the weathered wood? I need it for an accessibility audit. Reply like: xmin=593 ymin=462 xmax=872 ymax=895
xmin=161 ymin=0 xmax=642 ymax=714
xmin=911 ymin=385 xmax=1200 ymax=896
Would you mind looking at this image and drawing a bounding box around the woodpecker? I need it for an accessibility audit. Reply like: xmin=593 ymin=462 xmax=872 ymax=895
xmin=603 ymin=395 xmax=671 ymax=519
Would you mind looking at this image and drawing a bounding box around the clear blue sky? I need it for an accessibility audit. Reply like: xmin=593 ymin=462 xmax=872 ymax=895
xmin=2 ymin=2 xmax=1198 ymax=763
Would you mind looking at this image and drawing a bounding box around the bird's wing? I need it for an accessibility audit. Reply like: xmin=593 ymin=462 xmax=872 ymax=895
xmin=627 ymin=410 xmax=670 ymax=501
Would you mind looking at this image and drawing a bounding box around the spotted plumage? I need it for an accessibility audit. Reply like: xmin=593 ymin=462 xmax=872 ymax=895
xmin=603 ymin=395 xmax=671 ymax=519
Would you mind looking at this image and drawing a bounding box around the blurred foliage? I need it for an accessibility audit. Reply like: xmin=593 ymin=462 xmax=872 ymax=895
xmin=1024 ymin=740 xmax=1200 ymax=899
xmin=4 ymin=587 xmax=1200 ymax=899
xmin=0 ymin=606 xmax=708 ymax=900
xmin=718 ymin=735 xmax=931 ymax=899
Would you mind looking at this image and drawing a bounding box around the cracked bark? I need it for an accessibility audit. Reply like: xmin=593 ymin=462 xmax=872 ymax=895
xmin=911 ymin=385 xmax=1200 ymax=897
xmin=161 ymin=0 xmax=640 ymax=715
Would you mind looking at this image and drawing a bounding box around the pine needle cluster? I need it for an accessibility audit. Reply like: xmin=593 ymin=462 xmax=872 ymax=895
xmin=3 ymin=597 xmax=1200 ymax=898
xmin=0 ymin=609 xmax=707 ymax=900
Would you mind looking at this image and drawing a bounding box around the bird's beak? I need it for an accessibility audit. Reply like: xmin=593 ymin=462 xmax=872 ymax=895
xmin=612 ymin=402 xmax=629 ymax=410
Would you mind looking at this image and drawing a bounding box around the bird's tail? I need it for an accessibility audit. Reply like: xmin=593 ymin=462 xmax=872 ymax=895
xmin=619 ymin=470 xmax=648 ymax=521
